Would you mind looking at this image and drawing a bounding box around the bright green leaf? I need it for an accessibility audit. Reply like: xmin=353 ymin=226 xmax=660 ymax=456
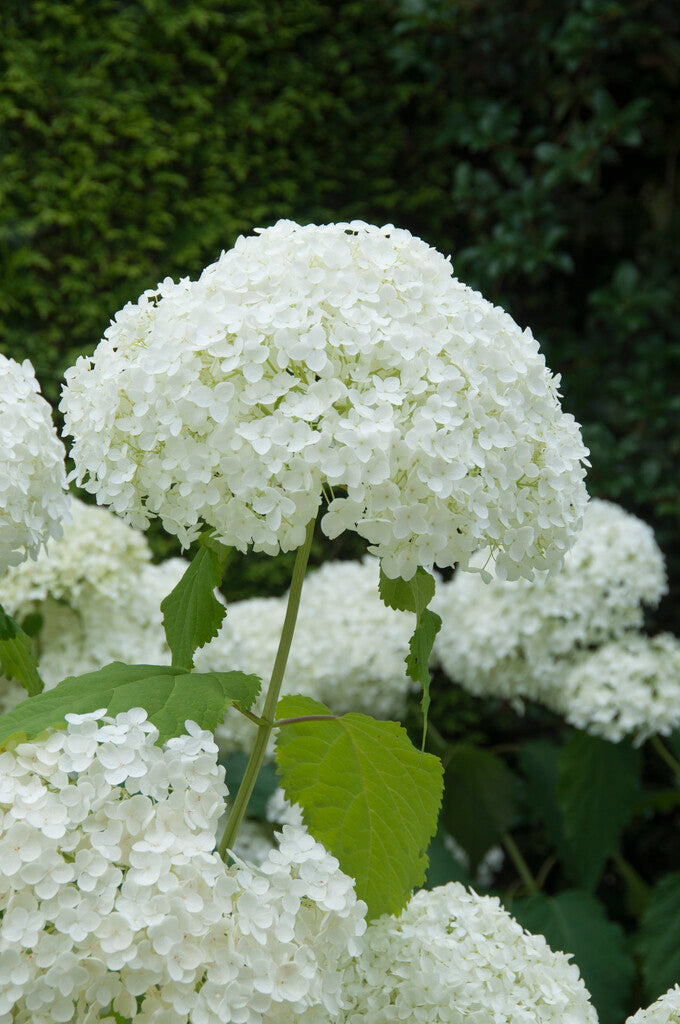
xmin=0 ymin=605 xmax=43 ymax=697
xmin=379 ymin=565 xmax=436 ymax=615
xmin=274 ymin=694 xmax=443 ymax=920
xmin=557 ymin=733 xmax=641 ymax=890
xmin=638 ymin=872 xmax=680 ymax=1001
xmin=512 ymin=890 xmax=634 ymax=1024
xmin=161 ymin=538 xmax=228 ymax=669
xmin=441 ymin=744 xmax=517 ymax=870
xmin=406 ymin=606 xmax=441 ymax=739
xmin=0 ymin=662 xmax=260 ymax=747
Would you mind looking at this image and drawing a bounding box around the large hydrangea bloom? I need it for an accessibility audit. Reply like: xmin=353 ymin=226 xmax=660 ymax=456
xmin=627 ymin=986 xmax=680 ymax=1023
xmin=558 ymin=634 xmax=680 ymax=743
xmin=0 ymin=355 xmax=69 ymax=574
xmin=0 ymin=710 xmax=367 ymax=1024
xmin=195 ymin=557 xmax=414 ymax=753
xmin=342 ymin=883 xmax=597 ymax=1023
xmin=61 ymin=220 xmax=588 ymax=581
xmin=434 ymin=499 xmax=666 ymax=702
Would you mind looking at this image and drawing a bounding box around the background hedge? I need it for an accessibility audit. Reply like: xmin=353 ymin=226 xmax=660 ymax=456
xmin=1 ymin=0 xmax=678 ymax=618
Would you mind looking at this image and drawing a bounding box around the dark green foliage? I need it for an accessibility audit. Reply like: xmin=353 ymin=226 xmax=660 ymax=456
xmin=638 ymin=872 xmax=680 ymax=1001
xmin=512 ymin=890 xmax=635 ymax=1024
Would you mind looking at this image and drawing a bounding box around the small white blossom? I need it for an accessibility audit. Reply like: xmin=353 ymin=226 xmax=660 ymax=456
xmin=61 ymin=220 xmax=588 ymax=582
xmin=0 ymin=355 xmax=69 ymax=573
xmin=627 ymin=985 xmax=680 ymax=1023
xmin=343 ymin=883 xmax=597 ymax=1023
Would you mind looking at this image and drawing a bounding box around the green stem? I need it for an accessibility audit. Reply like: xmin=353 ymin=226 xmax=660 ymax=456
xmin=502 ymin=832 xmax=538 ymax=893
xmin=651 ymin=735 xmax=680 ymax=778
xmin=217 ymin=517 xmax=316 ymax=860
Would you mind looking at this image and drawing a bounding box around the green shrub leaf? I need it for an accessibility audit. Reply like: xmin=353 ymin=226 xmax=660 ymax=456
xmin=274 ymin=694 xmax=443 ymax=920
xmin=512 ymin=890 xmax=634 ymax=1024
xmin=0 ymin=605 xmax=43 ymax=697
xmin=517 ymin=739 xmax=566 ymax=851
xmin=379 ymin=565 xmax=436 ymax=615
xmin=441 ymin=744 xmax=517 ymax=869
xmin=638 ymin=872 xmax=680 ymax=1001
xmin=557 ymin=733 xmax=641 ymax=890
xmin=406 ymin=606 xmax=442 ymax=733
xmin=0 ymin=662 xmax=261 ymax=747
xmin=161 ymin=537 xmax=228 ymax=669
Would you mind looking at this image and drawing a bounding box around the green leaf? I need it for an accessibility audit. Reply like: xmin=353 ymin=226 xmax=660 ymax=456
xmin=557 ymin=733 xmax=641 ymax=890
xmin=161 ymin=537 xmax=228 ymax=669
xmin=274 ymin=694 xmax=443 ymax=920
xmin=517 ymin=739 xmax=566 ymax=851
xmin=512 ymin=890 xmax=634 ymax=1024
xmin=638 ymin=872 xmax=680 ymax=1001
xmin=441 ymin=744 xmax=517 ymax=870
xmin=379 ymin=566 xmax=440 ymax=740
xmin=0 ymin=605 xmax=43 ymax=697
xmin=406 ymin=606 xmax=442 ymax=736
xmin=379 ymin=565 xmax=436 ymax=615
xmin=0 ymin=662 xmax=261 ymax=747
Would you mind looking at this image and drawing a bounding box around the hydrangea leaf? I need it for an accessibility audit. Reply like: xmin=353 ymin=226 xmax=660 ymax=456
xmin=379 ymin=565 xmax=436 ymax=615
xmin=0 ymin=662 xmax=261 ymax=748
xmin=638 ymin=872 xmax=680 ymax=1001
xmin=274 ymin=694 xmax=443 ymax=920
xmin=441 ymin=744 xmax=517 ymax=870
xmin=379 ymin=566 xmax=439 ymax=739
xmin=517 ymin=739 xmax=566 ymax=851
xmin=0 ymin=604 xmax=43 ymax=697
xmin=557 ymin=732 xmax=641 ymax=890
xmin=161 ymin=536 xmax=228 ymax=669
xmin=512 ymin=890 xmax=634 ymax=1024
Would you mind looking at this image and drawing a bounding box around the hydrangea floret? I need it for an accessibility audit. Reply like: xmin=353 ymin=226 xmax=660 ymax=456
xmin=61 ymin=220 xmax=588 ymax=583
xmin=342 ymin=882 xmax=598 ymax=1023
xmin=626 ymin=985 xmax=680 ymax=1023
xmin=434 ymin=499 xmax=666 ymax=703
xmin=0 ymin=355 xmax=69 ymax=574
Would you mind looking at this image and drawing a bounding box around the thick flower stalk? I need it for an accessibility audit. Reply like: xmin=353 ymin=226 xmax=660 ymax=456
xmin=342 ymin=883 xmax=597 ymax=1023
xmin=195 ymin=557 xmax=414 ymax=753
xmin=434 ymin=499 xmax=667 ymax=703
xmin=0 ymin=711 xmax=367 ymax=1023
xmin=0 ymin=355 xmax=69 ymax=574
xmin=626 ymin=986 xmax=680 ymax=1023
xmin=61 ymin=220 xmax=588 ymax=582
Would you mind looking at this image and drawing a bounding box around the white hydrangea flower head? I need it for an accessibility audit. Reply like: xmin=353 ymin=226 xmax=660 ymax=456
xmin=557 ymin=634 xmax=680 ymax=743
xmin=0 ymin=711 xmax=366 ymax=1023
xmin=627 ymin=986 xmax=680 ymax=1023
xmin=61 ymin=220 xmax=589 ymax=582
xmin=434 ymin=499 xmax=666 ymax=702
xmin=0 ymin=355 xmax=69 ymax=573
xmin=343 ymin=882 xmax=597 ymax=1023
xmin=195 ymin=557 xmax=414 ymax=754
xmin=0 ymin=496 xmax=152 ymax=618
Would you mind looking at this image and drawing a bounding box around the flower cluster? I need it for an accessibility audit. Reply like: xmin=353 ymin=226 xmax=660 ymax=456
xmin=61 ymin=220 xmax=589 ymax=582
xmin=558 ymin=634 xmax=680 ymax=743
xmin=434 ymin=499 xmax=667 ymax=703
xmin=342 ymin=882 xmax=597 ymax=1023
xmin=627 ymin=986 xmax=680 ymax=1023
xmin=0 ymin=710 xmax=367 ymax=1024
xmin=0 ymin=355 xmax=69 ymax=574
xmin=195 ymin=557 xmax=414 ymax=753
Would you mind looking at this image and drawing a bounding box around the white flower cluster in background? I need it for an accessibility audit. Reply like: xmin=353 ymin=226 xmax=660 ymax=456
xmin=61 ymin=219 xmax=589 ymax=582
xmin=558 ymin=634 xmax=680 ymax=743
xmin=627 ymin=986 xmax=680 ymax=1024
xmin=0 ymin=355 xmax=69 ymax=574
xmin=442 ymin=832 xmax=505 ymax=889
xmin=195 ymin=557 xmax=414 ymax=753
xmin=0 ymin=500 xmax=196 ymax=711
xmin=0 ymin=710 xmax=367 ymax=1024
xmin=342 ymin=882 xmax=597 ymax=1023
xmin=434 ymin=499 xmax=666 ymax=702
